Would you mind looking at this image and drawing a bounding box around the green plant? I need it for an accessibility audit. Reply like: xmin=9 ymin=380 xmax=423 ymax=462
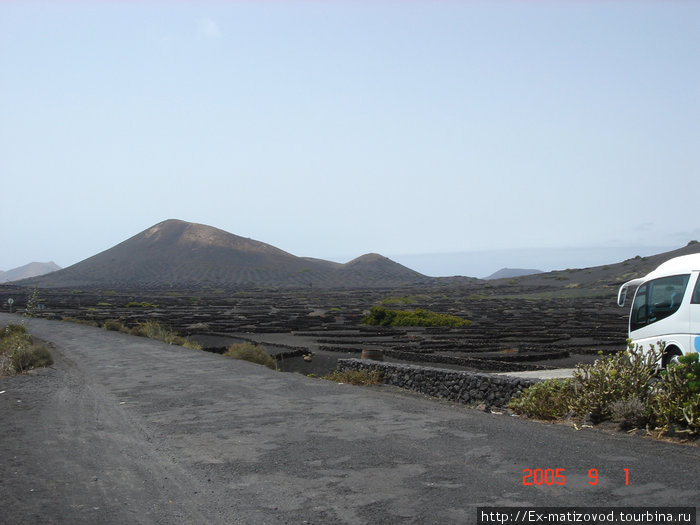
xmin=504 ymin=340 xmax=700 ymax=436
xmin=224 ymin=343 xmax=276 ymax=369
xmin=322 ymin=369 xmax=383 ymax=386
xmin=129 ymin=320 xmax=201 ymax=349
xmin=649 ymin=353 xmax=700 ymax=434
xmin=0 ymin=324 xmax=32 ymax=356
xmin=507 ymin=379 xmax=575 ymax=420
xmin=362 ymin=305 xmax=470 ymax=328
xmin=1 ymin=323 xmax=30 ymax=339
xmin=182 ymin=339 xmax=203 ymax=350
xmin=11 ymin=344 xmax=53 ymax=372
xmin=610 ymin=397 xmax=649 ymax=429
xmin=570 ymin=342 xmax=661 ymax=423
xmin=1 ymin=323 xmax=53 ymax=375
xmin=103 ymin=319 xmax=130 ymax=333
xmin=23 ymin=288 xmax=40 ymax=319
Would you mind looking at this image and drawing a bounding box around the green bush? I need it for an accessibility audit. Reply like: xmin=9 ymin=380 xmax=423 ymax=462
xmin=182 ymin=339 xmax=203 ymax=350
xmin=1 ymin=323 xmax=30 ymax=339
xmin=103 ymin=319 xmax=130 ymax=333
xmin=11 ymin=344 xmax=53 ymax=372
xmin=509 ymin=341 xmax=700 ymax=435
xmin=570 ymin=343 xmax=661 ymax=423
xmin=649 ymin=353 xmax=700 ymax=434
xmin=362 ymin=306 xmax=471 ymax=328
xmin=1 ymin=324 xmax=33 ymax=360
xmin=224 ymin=343 xmax=276 ymax=370
xmin=322 ymin=369 xmax=383 ymax=385
xmin=1 ymin=323 xmax=53 ymax=374
xmin=507 ymin=378 xmax=575 ymax=420
xmin=610 ymin=397 xmax=649 ymax=429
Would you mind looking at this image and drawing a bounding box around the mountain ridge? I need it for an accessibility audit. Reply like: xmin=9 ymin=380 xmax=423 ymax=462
xmin=1 ymin=262 xmax=61 ymax=283
xmin=14 ymin=219 xmax=428 ymax=289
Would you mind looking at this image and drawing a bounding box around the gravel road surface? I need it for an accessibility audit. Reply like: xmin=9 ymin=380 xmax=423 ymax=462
xmin=1 ymin=314 xmax=698 ymax=524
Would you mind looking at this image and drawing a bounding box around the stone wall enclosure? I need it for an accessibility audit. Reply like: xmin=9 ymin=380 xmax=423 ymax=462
xmin=337 ymin=358 xmax=537 ymax=408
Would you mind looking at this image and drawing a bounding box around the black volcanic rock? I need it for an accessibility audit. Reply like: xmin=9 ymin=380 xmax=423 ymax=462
xmin=16 ymin=219 xmax=428 ymax=289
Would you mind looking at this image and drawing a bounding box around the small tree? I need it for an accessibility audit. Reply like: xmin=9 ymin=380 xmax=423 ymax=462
xmin=22 ymin=288 xmax=40 ymax=324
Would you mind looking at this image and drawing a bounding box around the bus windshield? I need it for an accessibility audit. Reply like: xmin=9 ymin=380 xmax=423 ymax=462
xmin=630 ymin=274 xmax=690 ymax=332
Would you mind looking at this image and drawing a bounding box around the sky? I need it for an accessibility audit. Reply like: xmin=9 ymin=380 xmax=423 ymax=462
xmin=1 ymin=1 xmax=698 ymax=278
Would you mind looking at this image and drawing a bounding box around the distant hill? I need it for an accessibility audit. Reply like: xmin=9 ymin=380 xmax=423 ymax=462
xmin=0 ymin=262 xmax=61 ymax=283
xmin=496 ymin=241 xmax=700 ymax=294
xmin=14 ymin=219 xmax=428 ymax=289
xmin=484 ymin=268 xmax=543 ymax=280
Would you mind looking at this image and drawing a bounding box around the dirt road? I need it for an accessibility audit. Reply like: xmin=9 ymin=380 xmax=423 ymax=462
xmin=1 ymin=314 xmax=698 ymax=524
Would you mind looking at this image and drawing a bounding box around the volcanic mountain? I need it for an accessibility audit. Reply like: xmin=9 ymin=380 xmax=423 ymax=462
xmin=0 ymin=261 xmax=61 ymax=283
xmin=17 ymin=219 xmax=429 ymax=289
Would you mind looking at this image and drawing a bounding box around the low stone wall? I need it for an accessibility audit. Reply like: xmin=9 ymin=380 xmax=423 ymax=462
xmin=337 ymin=358 xmax=537 ymax=408
xmin=320 ymin=345 xmax=555 ymax=372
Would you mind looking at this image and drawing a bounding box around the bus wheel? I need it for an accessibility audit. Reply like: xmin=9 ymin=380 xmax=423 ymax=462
xmin=662 ymin=347 xmax=683 ymax=368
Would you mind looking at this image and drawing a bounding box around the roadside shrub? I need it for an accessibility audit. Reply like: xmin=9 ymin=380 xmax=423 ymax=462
xmin=1 ymin=323 xmax=53 ymax=374
xmin=182 ymin=339 xmax=203 ymax=350
xmin=0 ymin=324 xmax=33 ymax=356
xmin=507 ymin=378 xmax=575 ymax=420
xmin=322 ymin=369 xmax=383 ymax=386
xmin=130 ymin=320 xmax=202 ymax=349
xmin=11 ymin=344 xmax=53 ymax=372
xmin=649 ymin=353 xmax=700 ymax=434
xmin=132 ymin=320 xmax=166 ymax=339
xmin=570 ymin=343 xmax=661 ymax=423
xmin=1 ymin=323 xmax=30 ymax=339
xmin=610 ymin=397 xmax=649 ymax=430
xmin=103 ymin=319 xmax=130 ymax=332
xmin=362 ymin=306 xmax=471 ymax=328
xmin=505 ymin=341 xmax=700 ymax=436
xmin=224 ymin=343 xmax=276 ymax=370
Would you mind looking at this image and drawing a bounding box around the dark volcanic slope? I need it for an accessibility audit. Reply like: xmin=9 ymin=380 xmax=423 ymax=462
xmin=17 ymin=219 xmax=429 ymax=289
xmin=499 ymin=241 xmax=700 ymax=292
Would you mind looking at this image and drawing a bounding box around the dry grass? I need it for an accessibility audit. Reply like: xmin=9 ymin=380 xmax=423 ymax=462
xmin=224 ymin=343 xmax=276 ymax=370
xmin=0 ymin=323 xmax=53 ymax=376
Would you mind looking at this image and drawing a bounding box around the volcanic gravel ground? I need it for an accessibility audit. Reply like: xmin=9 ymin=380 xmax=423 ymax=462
xmin=1 ymin=314 xmax=699 ymax=525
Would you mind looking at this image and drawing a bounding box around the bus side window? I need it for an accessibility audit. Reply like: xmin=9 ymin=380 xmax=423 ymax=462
xmin=692 ymin=276 xmax=700 ymax=304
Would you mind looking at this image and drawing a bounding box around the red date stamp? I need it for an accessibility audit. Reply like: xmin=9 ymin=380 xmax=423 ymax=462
xmin=522 ymin=468 xmax=630 ymax=486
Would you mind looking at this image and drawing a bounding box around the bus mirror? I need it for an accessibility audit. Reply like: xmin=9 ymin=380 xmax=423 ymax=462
xmin=618 ymin=278 xmax=643 ymax=307
xmin=617 ymin=288 xmax=627 ymax=307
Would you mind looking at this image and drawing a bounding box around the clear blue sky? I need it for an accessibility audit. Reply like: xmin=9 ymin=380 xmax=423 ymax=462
xmin=1 ymin=1 xmax=698 ymax=277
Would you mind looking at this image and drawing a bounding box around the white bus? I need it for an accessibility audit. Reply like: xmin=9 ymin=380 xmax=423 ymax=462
xmin=617 ymin=253 xmax=700 ymax=367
